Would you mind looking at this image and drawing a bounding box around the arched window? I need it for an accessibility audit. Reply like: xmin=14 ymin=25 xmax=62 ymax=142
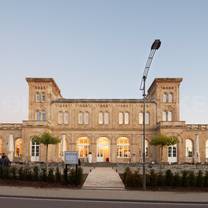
xmin=117 ymin=137 xmax=130 ymax=158
xmin=185 ymin=139 xmax=193 ymax=157
xmin=15 ymin=138 xmax=23 ymax=157
xmin=168 ymin=93 xmax=173 ymax=103
xmin=163 ymin=93 xmax=168 ymax=103
xmin=0 ymin=138 xmax=3 ymax=154
xmin=139 ymin=112 xmax=150 ymax=124
xmin=206 ymin=140 xmax=208 ymax=159
xmin=77 ymin=137 xmax=89 ymax=158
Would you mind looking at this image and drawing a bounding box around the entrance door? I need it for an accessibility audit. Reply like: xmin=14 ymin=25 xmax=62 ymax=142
xmin=168 ymin=145 xmax=177 ymax=164
xmin=97 ymin=137 xmax=110 ymax=162
xmin=31 ymin=141 xmax=40 ymax=162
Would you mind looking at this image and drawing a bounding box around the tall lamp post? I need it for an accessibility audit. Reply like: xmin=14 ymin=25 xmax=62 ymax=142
xmin=140 ymin=39 xmax=161 ymax=190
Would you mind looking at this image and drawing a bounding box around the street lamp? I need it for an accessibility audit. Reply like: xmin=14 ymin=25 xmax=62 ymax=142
xmin=140 ymin=39 xmax=161 ymax=190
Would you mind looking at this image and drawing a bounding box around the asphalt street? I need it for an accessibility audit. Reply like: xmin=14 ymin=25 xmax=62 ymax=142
xmin=0 ymin=197 xmax=208 ymax=208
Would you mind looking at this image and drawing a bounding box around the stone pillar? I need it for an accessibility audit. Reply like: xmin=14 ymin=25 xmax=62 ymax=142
xmin=91 ymin=136 xmax=97 ymax=163
xmin=7 ymin=134 xmax=14 ymax=161
xmin=111 ymin=136 xmax=117 ymax=163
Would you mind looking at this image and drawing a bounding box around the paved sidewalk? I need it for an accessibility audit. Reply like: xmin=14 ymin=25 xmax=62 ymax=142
xmin=83 ymin=167 xmax=124 ymax=189
xmin=0 ymin=186 xmax=208 ymax=203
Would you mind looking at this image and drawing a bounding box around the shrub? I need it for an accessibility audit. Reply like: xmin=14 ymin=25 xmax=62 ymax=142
xmin=18 ymin=167 xmax=24 ymax=180
xmin=196 ymin=170 xmax=204 ymax=187
xmin=165 ymin=170 xmax=174 ymax=186
xmin=32 ymin=166 xmax=39 ymax=181
xmin=181 ymin=171 xmax=189 ymax=187
xmin=187 ymin=171 xmax=196 ymax=187
xmin=148 ymin=169 xmax=157 ymax=187
xmin=123 ymin=167 xmax=131 ymax=182
xmin=40 ymin=168 xmax=47 ymax=182
xmin=69 ymin=167 xmax=83 ymax=186
xmin=63 ymin=167 xmax=68 ymax=184
xmin=173 ymin=172 xmax=181 ymax=187
xmin=2 ymin=167 xmax=10 ymax=179
xmin=203 ymin=171 xmax=208 ymax=187
xmin=10 ymin=166 xmax=17 ymax=180
xmin=55 ymin=167 xmax=61 ymax=183
xmin=24 ymin=167 xmax=32 ymax=181
xmin=47 ymin=168 xmax=55 ymax=182
xmin=157 ymin=172 xmax=165 ymax=186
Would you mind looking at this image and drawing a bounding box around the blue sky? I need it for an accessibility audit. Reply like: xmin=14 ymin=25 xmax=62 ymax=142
xmin=0 ymin=0 xmax=207 ymax=123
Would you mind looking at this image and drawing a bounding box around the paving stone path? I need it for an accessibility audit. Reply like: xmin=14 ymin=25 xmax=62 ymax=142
xmin=83 ymin=167 xmax=125 ymax=190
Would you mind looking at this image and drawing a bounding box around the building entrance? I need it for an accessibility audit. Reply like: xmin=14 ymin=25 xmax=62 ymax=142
xmin=97 ymin=137 xmax=110 ymax=162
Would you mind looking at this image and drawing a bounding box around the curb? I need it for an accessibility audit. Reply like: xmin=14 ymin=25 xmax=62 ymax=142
xmin=0 ymin=195 xmax=208 ymax=204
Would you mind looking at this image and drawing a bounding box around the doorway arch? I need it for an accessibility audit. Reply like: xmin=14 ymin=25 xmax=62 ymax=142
xmin=97 ymin=137 xmax=110 ymax=162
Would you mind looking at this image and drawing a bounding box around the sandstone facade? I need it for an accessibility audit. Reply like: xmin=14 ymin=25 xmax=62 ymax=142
xmin=0 ymin=77 xmax=207 ymax=164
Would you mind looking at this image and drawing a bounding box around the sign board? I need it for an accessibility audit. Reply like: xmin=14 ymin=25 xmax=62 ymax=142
xmin=64 ymin=151 xmax=78 ymax=165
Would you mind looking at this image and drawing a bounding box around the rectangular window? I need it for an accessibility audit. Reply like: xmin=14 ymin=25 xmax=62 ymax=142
xmin=63 ymin=112 xmax=69 ymax=124
xmin=58 ymin=112 xmax=63 ymax=124
xmin=119 ymin=112 xmax=123 ymax=125
xmin=84 ymin=112 xmax=89 ymax=124
xmin=104 ymin=112 xmax=109 ymax=124
xmin=78 ymin=112 xmax=83 ymax=124
xmin=168 ymin=111 xmax=172 ymax=121
xmin=124 ymin=112 xmax=129 ymax=124
xmin=98 ymin=112 xmax=103 ymax=124
xmin=42 ymin=111 xmax=46 ymax=121
xmin=162 ymin=111 xmax=167 ymax=121
xmin=139 ymin=112 xmax=150 ymax=124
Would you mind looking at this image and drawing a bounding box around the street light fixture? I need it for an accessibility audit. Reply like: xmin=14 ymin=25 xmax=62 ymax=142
xmin=140 ymin=39 xmax=161 ymax=190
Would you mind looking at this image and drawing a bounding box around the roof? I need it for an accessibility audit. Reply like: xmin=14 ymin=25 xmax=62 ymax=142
xmin=51 ymin=98 xmax=151 ymax=104
xmin=148 ymin=78 xmax=183 ymax=93
xmin=26 ymin=77 xmax=61 ymax=95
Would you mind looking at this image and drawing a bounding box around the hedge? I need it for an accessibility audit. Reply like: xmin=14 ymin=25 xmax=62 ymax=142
xmin=123 ymin=167 xmax=208 ymax=188
xmin=0 ymin=166 xmax=83 ymax=186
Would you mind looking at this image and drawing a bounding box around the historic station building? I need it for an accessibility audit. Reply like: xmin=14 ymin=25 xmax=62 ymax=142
xmin=0 ymin=77 xmax=208 ymax=164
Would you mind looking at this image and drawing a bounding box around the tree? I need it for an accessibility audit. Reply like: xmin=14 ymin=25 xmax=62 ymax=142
xmin=150 ymin=134 xmax=178 ymax=163
xmin=32 ymin=132 xmax=60 ymax=172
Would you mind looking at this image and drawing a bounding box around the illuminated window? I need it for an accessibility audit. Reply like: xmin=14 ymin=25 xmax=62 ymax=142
xmin=15 ymin=138 xmax=23 ymax=157
xmin=77 ymin=137 xmax=89 ymax=158
xmin=117 ymin=137 xmax=130 ymax=158
xmin=185 ymin=139 xmax=193 ymax=157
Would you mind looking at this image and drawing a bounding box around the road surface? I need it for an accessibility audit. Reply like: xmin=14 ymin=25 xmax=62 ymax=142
xmin=0 ymin=196 xmax=207 ymax=208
